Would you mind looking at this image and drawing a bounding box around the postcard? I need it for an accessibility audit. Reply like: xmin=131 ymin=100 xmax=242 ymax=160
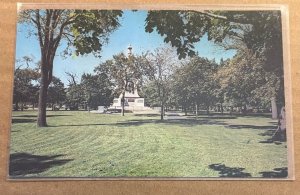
xmin=9 ymin=3 xmax=293 ymax=180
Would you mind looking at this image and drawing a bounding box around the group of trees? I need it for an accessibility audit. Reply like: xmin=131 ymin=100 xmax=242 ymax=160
xmin=65 ymin=72 xmax=114 ymax=111
xmin=16 ymin=9 xmax=284 ymax=126
xmin=143 ymin=49 xmax=283 ymax=117
xmin=13 ymin=65 xmax=114 ymax=112
xmin=13 ymin=57 xmax=65 ymax=111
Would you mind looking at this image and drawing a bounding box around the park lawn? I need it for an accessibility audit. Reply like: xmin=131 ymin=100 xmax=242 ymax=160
xmin=9 ymin=110 xmax=288 ymax=178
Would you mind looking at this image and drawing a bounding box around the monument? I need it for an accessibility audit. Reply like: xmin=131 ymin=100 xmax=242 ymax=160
xmin=110 ymin=45 xmax=146 ymax=111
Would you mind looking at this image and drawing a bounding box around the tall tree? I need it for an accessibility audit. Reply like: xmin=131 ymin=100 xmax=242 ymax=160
xmin=172 ymin=56 xmax=217 ymax=116
xmin=216 ymin=50 xmax=277 ymax=114
xmin=19 ymin=9 xmax=122 ymax=126
xmin=144 ymin=47 xmax=179 ymax=120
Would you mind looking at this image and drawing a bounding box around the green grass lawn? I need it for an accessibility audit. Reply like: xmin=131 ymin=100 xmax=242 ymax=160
xmin=9 ymin=110 xmax=288 ymax=178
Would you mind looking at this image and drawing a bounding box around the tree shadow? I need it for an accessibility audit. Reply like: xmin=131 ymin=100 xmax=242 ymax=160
xmin=50 ymin=118 xmax=229 ymax=128
xmin=209 ymin=163 xmax=252 ymax=178
xmin=12 ymin=118 xmax=36 ymax=123
xmin=258 ymin=130 xmax=286 ymax=144
xmin=9 ymin=152 xmax=73 ymax=177
xmin=226 ymin=124 xmax=276 ymax=130
xmin=269 ymin=121 xmax=278 ymax=125
xmin=133 ymin=114 xmax=161 ymax=117
xmin=241 ymin=114 xmax=272 ymax=118
xmin=49 ymin=123 xmax=107 ymax=127
xmin=11 ymin=130 xmax=20 ymax=133
xmin=259 ymin=167 xmax=288 ymax=178
xmin=14 ymin=114 xmax=71 ymax=118
xmin=112 ymin=118 xmax=228 ymax=127
xmin=189 ymin=115 xmax=237 ymax=120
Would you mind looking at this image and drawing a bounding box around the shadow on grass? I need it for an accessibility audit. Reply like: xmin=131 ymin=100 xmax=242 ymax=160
xmin=133 ymin=114 xmax=161 ymax=117
xmin=9 ymin=152 xmax=73 ymax=177
xmin=12 ymin=118 xmax=36 ymax=123
xmin=113 ymin=118 xmax=228 ymax=127
xmin=49 ymin=123 xmax=107 ymax=127
xmin=188 ymin=116 xmax=237 ymax=120
xmin=12 ymin=115 xmax=72 ymax=124
xmin=209 ymin=163 xmax=252 ymax=178
xmin=258 ymin=130 xmax=286 ymax=145
xmin=14 ymin=114 xmax=72 ymax=118
xmin=49 ymin=118 xmax=228 ymax=127
xmin=241 ymin=114 xmax=272 ymax=118
xmin=11 ymin=130 xmax=21 ymax=133
xmin=259 ymin=167 xmax=288 ymax=178
xmin=226 ymin=124 xmax=276 ymax=130
xmin=26 ymin=114 xmax=276 ymax=131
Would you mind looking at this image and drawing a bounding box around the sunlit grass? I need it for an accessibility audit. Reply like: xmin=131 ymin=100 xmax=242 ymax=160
xmin=9 ymin=111 xmax=288 ymax=178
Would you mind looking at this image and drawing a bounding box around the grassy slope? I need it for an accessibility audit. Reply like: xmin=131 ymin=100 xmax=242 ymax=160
xmin=9 ymin=111 xmax=288 ymax=178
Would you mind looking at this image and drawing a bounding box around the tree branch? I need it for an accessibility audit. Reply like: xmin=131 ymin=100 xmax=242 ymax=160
xmin=198 ymin=11 xmax=227 ymax=20
xmin=196 ymin=11 xmax=251 ymax=25
xmin=53 ymin=13 xmax=78 ymax=52
xmin=35 ymin=10 xmax=44 ymax=51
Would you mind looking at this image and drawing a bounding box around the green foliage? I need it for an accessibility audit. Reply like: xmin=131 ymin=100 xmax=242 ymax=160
xmin=145 ymin=10 xmax=283 ymax=78
xmin=172 ymin=56 xmax=218 ymax=111
xmin=13 ymin=61 xmax=40 ymax=110
xmin=216 ymin=50 xmax=279 ymax=109
xmin=19 ymin=9 xmax=123 ymax=58
xmin=145 ymin=11 xmax=208 ymax=59
xmin=146 ymin=10 xmax=284 ymax=109
xmin=47 ymin=77 xmax=66 ymax=109
xmin=72 ymin=10 xmax=123 ymax=56
xmin=143 ymin=81 xmax=161 ymax=107
xmin=95 ymin=52 xmax=150 ymax=96
xmin=81 ymin=73 xmax=114 ymax=109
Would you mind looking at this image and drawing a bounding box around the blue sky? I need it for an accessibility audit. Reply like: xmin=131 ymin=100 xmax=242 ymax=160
xmin=15 ymin=10 xmax=236 ymax=85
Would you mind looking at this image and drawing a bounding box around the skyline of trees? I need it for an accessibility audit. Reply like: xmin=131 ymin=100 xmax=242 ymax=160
xmin=13 ymin=44 xmax=282 ymax=117
xmin=14 ymin=9 xmax=285 ymax=124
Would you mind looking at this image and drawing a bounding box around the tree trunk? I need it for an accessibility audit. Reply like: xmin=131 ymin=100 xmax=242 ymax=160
xmin=271 ymin=97 xmax=278 ymax=119
xmin=160 ymin=95 xmax=164 ymax=120
xmin=184 ymin=106 xmax=187 ymax=116
xmin=195 ymin=103 xmax=198 ymax=118
xmin=37 ymin=66 xmax=50 ymax=127
xmin=206 ymin=105 xmax=209 ymax=115
xmin=242 ymin=105 xmax=247 ymax=115
xmin=121 ymin=91 xmax=125 ymax=116
xmin=15 ymin=101 xmax=19 ymax=111
xmin=221 ymin=103 xmax=224 ymax=114
xmin=21 ymin=103 xmax=24 ymax=111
